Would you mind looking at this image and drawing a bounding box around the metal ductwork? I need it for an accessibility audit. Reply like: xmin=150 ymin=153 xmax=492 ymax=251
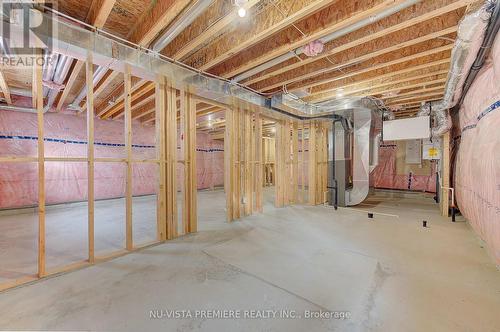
xmin=271 ymin=95 xmax=384 ymax=207
xmin=0 ymin=104 xmax=50 ymax=113
xmin=418 ymin=1 xmax=494 ymax=136
xmin=232 ymin=0 xmax=420 ymax=82
xmin=319 ymin=99 xmax=382 ymax=207
xmin=151 ymin=0 xmax=213 ymax=52
xmin=46 ymin=54 xmax=72 ymax=109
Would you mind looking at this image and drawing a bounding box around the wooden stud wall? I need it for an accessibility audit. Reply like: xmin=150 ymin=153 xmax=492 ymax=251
xmin=0 ymin=62 xmax=198 ymax=291
xmin=307 ymin=120 xmax=329 ymax=206
xmin=224 ymin=106 xmax=265 ymax=222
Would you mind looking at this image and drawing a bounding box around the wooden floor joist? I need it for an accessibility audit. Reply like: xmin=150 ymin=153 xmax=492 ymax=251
xmin=240 ymin=1 xmax=470 ymax=84
xmin=258 ymin=26 xmax=458 ymax=92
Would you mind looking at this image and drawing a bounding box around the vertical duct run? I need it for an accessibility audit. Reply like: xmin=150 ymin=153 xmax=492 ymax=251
xmin=345 ymin=109 xmax=372 ymax=206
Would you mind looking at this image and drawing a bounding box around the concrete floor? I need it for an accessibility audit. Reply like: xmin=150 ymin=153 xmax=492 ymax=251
xmin=0 ymin=188 xmax=499 ymax=331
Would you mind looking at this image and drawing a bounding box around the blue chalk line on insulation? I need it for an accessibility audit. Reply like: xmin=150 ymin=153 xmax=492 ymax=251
xmin=0 ymin=134 xmax=224 ymax=153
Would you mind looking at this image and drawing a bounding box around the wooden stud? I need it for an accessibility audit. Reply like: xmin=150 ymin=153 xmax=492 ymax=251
xmin=255 ymin=110 xmax=263 ymax=213
xmin=0 ymin=69 xmax=12 ymax=104
xmin=244 ymin=110 xmax=252 ymax=215
xmin=234 ymin=108 xmax=241 ymax=219
xmin=124 ymin=64 xmax=133 ymax=250
xmin=308 ymin=121 xmax=317 ymax=205
xmin=224 ymin=108 xmax=234 ymax=221
xmin=441 ymin=132 xmax=451 ymax=217
xmin=292 ymin=121 xmax=299 ymax=204
xmin=86 ymin=52 xmax=95 ymax=263
xmin=155 ymin=75 xmax=167 ymax=241
xmin=179 ymin=88 xmax=187 ymax=235
xmin=166 ymin=80 xmax=178 ymax=239
xmin=35 ymin=52 xmax=46 ymax=278
xmin=188 ymin=93 xmax=198 ymax=233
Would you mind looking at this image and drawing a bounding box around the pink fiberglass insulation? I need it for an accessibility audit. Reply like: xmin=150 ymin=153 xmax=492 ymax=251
xmin=454 ymin=31 xmax=500 ymax=265
xmin=0 ymin=110 xmax=224 ymax=209
xmin=371 ymin=144 xmax=436 ymax=193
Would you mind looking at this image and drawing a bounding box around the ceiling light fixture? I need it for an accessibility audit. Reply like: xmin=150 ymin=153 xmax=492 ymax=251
xmin=238 ymin=7 xmax=246 ymax=17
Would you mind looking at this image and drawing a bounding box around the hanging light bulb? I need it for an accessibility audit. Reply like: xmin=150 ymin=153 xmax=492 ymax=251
xmin=238 ymin=6 xmax=246 ymax=17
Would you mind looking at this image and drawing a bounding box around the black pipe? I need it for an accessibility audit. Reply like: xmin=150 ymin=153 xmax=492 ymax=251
xmin=454 ymin=1 xmax=500 ymax=111
xmin=434 ymin=171 xmax=439 ymax=203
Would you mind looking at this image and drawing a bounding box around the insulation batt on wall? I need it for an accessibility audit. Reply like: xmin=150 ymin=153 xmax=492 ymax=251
xmin=454 ymin=26 xmax=500 ymax=266
xmin=0 ymin=110 xmax=224 ymax=209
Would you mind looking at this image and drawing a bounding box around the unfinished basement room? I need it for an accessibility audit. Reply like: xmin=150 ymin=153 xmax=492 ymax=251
xmin=0 ymin=0 xmax=499 ymax=331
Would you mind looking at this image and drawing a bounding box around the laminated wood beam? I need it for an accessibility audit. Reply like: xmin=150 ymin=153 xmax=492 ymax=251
xmin=35 ymin=53 xmax=45 ymax=278
xmin=257 ymin=26 xmax=458 ymax=92
xmin=124 ymin=64 xmax=133 ymax=250
xmin=86 ymin=52 xmax=95 ymax=263
xmin=183 ymin=0 xmax=334 ymax=70
xmin=240 ymin=1 xmax=470 ymax=84
xmin=0 ymin=70 xmax=12 ymax=104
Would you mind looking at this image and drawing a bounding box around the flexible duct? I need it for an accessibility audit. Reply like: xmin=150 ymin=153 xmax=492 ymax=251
xmin=418 ymin=1 xmax=493 ymax=136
